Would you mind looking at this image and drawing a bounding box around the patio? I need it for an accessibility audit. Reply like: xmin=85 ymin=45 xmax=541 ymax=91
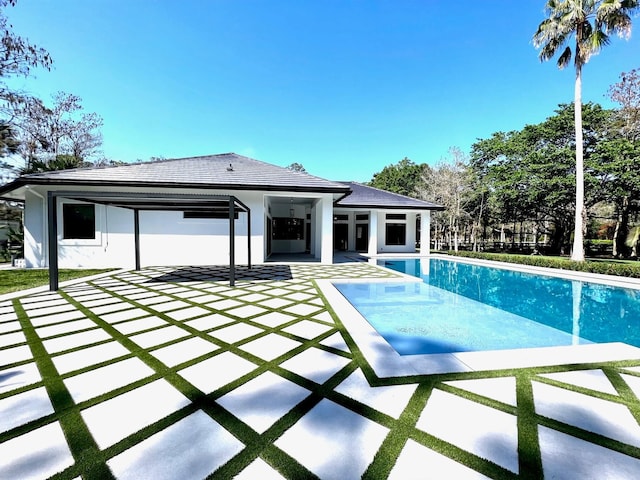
xmin=1 ymin=262 xmax=640 ymax=479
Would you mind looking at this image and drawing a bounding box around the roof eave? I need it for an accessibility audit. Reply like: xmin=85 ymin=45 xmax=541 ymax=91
xmin=335 ymin=202 xmax=445 ymax=211
xmin=1 ymin=178 xmax=351 ymax=195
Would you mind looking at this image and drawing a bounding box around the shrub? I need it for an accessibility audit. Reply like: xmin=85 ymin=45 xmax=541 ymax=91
xmin=445 ymin=250 xmax=640 ymax=278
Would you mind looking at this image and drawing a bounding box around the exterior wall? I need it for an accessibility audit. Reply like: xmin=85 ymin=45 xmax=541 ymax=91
xmin=24 ymin=190 xmax=46 ymax=268
xmin=58 ymin=200 xmax=135 ymax=269
xmin=333 ymin=208 xmax=430 ymax=255
xmin=375 ymin=210 xmax=418 ymax=254
xmin=23 ymin=185 xmax=267 ymax=269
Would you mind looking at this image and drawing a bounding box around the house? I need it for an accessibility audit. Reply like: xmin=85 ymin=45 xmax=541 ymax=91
xmin=0 ymin=153 xmax=442 ymax=274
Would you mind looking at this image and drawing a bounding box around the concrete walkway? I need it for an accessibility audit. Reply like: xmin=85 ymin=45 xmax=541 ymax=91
xmin=1 ymin=263 xmax=640 ymax=479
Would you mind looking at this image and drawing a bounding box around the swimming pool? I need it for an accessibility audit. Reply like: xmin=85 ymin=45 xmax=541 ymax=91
xmin=334 ymin=257 xmax=640 ymax=355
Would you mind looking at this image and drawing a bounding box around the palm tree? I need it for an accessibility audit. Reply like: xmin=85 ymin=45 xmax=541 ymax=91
xmin=533 ymin=0 xmax=639 ymax=261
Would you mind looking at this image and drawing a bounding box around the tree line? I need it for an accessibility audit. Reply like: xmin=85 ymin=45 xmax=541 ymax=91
xmin=371 ymin=0 xmax=640 ymax=261
xmin=369 ymin=68 xmax=640 ymax=259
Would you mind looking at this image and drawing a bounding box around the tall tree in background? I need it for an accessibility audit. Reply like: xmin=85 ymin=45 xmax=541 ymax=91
xmin=0 ymin=0 xmax=52 ymax=106
xmin=368 ymin=157 xmax=427 ymax=197
xmin=533 ymin=0 xmax=639 ymax=261
xmin=604 ymin=68 xmax=640 ymax=256
xmin=286 ymin=162 xmax=307 ymax=173
xmin=417 ymin=148 xmax=471 ymax=251
xmin=13 ymin=92 xmax=103 ymax=171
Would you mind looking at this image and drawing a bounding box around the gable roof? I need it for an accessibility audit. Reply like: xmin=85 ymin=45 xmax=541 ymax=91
xmin=0 ymin=153 xmax=350 ymax=199
xmin=335 ymin=182 xmax=443 ymax=210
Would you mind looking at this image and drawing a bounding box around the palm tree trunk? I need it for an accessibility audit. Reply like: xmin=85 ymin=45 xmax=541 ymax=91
xmin=571 ymin=64 xmax=586 ymax=262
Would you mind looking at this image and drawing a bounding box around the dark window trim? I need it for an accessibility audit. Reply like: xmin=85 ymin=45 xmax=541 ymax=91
xmin=183 ymin=210 xmax=238 ymax=219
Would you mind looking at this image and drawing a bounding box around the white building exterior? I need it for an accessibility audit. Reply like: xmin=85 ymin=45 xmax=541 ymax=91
xmin=0 ymin=154 xmax=442 ymax=270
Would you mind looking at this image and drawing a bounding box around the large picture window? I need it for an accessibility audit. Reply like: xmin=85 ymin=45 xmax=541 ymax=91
xmin=385 ymin=223 xmax=406 ymax=246
xmin=63 ymin=204 xmax=95 ymax=239
xmin=272 ymin=217 xmax=304 ymax=240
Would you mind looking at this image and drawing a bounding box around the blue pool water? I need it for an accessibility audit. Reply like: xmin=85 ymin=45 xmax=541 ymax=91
xmin=334 ymin=258 xmax=640 ymax=355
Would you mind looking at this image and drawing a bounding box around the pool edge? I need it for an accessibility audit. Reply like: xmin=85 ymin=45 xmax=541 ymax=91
xmin=317 ymin=277 xmax=640 ymax=378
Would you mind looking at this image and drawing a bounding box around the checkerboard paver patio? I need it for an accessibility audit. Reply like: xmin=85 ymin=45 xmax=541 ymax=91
xmin=1 ymin=263 xmax=640 ymax=479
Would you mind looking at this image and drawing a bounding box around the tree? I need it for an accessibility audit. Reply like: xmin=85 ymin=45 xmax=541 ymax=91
xmin=471 ymin=103 xmax=612 ymax=254
xmin=286 ymin=162 xmax=307 ymax=173
xmin=12 ymin=92 xmax=103 ymax=169
xmin=369 ymin=157 xmax=428 ymax=197
xmin=608 ymin=67 xmax=640 ymax=140
xmin=417 ymin=148 xmax=472 ymax=251
xmin=598 ymin=68 xmax=640 ymax=256
xmin=533 ymin=0 xmax=639 ymax=261
xmin=0 ymin=0 xmax=52 ymax=105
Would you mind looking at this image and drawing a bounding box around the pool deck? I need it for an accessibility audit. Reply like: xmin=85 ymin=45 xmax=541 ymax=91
xmin=2 ymin=261 xmax=640 ymax=478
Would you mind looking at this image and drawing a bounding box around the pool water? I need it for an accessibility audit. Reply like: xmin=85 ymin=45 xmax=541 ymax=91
xmin=333 ymin=258 xmax=640 ymax=355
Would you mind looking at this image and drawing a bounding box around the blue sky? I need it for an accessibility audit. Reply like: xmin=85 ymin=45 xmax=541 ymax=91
xmin=5 ymin=0 xmax=640 ymax=182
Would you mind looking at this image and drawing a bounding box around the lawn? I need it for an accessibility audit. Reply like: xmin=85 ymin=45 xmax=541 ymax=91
xmin=0 ymin=268 xmax=115 ymax=294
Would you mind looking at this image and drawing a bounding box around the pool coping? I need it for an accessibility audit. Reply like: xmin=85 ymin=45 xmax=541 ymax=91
xmin=317 ymin=256 xmax=640 ymax=378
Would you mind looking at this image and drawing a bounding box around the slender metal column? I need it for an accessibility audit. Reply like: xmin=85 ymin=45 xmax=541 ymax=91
xmin=229 ymin=197 xmax=235 ymax=286
xmin=134 ymin=209 xmax=141 ymax=270
xmin=247 ymin=207 xmax=252 ymax=269
xmin=47 ymin=192 xmax=59 ymax=291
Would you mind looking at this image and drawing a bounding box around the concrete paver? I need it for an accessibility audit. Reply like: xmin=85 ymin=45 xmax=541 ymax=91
xmin=1 ymin=263 xmax=640 ymax=479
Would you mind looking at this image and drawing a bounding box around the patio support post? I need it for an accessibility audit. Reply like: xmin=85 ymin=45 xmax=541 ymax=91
xmin=420 ymin=211 xmax=431 ymax=255
xmin=229 ymin=197 xmax=235 ymax=287
xmin=368 ymin=210 xmax=378 ymax=256
xmin=247 ymin=207 xmax=251 ymax=269
xmin=47 ymin=191 xmax=59 ymax=291
xmin=133 ymin=209 xmax=141 ymax=270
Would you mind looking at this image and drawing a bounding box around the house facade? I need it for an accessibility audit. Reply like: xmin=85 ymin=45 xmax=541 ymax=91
xmin=0 ymin=153 xmax=442 ymax=269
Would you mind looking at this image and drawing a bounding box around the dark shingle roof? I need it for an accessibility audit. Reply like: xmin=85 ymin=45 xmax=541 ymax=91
xmin=0 ymin=153 xmax=350 ymax=195
xmin=335 ymin=182 xmax=443 ymax=210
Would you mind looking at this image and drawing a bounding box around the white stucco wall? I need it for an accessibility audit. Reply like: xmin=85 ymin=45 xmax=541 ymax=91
xmin=23 ymin=186 xmax=267 ymax=269
xmin=375 ymin=210 xmax=418 ymax=254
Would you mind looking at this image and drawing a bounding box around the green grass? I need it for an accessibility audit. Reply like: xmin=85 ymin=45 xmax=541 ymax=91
xmin=0 ymin=268 xmax=115 ymax=294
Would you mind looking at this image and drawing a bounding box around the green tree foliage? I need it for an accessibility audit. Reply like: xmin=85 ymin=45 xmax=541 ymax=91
xmin=533 ymin=0 xmax=639 ymax=261
xmin=286 ymin=162 xmax=307 ymax=173
xmin=368 ymin=157 xmax=428 ymax=197
xmin=471 ymin=103 xmax=612 ymax=254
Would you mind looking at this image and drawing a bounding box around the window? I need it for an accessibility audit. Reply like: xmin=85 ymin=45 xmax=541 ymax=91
xmin=272 ymin=217 xmax=304 ymax=240
xmin=386 ymin=213 xmax=406 ymax=220
xmin=333 ymin=214 xmax=348 ymax=221
xmin=385 ymin=223 xmax=406 ymax=246
xmin=355 ymin=214 xmax=369 ymax=221
xmin=183 ymin=210 xmax=238 ymax=219
xmin=63 ymin=204 xmax=95 ymax=239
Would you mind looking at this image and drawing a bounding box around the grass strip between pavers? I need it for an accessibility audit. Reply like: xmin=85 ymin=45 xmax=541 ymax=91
xmin=11 ymin=298 xmax=115 ymax=480
xmin=5 ymin=264 xmax=640 ymax=479
xmin=515 ymin=372 xmax=543 ymax=478
xmin=60 ymin=272 xmax=369 ymax=478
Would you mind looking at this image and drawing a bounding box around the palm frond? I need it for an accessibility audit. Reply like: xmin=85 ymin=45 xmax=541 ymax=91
xmin=557 ymin=45 xmax=572 ymax=69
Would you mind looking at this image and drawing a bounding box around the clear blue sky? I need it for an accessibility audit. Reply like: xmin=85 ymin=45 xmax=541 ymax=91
xmin=5 ymin=0 xmax=640 ymax=182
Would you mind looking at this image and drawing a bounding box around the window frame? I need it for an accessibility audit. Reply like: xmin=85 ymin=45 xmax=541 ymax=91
xmin=59 ymin=201 xmax=102 ymax=246
xmin=385 ymin=223 xmax=407 ymax=246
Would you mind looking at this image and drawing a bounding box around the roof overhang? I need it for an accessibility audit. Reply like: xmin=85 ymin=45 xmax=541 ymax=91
xmin=50 ymin=190 xmax=250 ymax=212
xmin=0 ymin=177 xmax=351 ymax=200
